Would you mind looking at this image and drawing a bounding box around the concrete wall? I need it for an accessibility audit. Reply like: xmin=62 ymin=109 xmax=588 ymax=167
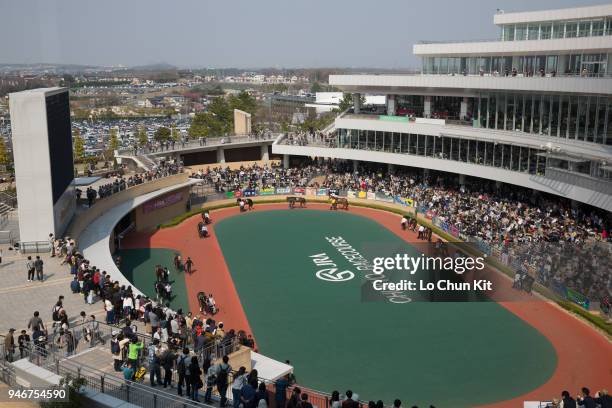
xmin=67 ymin=173 xmax=190 ymax=240
xmin=9 ymin=87 xmax=76 ymax=242
xmin=234 ymin=109 xmax=252 ymax=135
xmin=134 ymin=186 xmax=190 ymax=231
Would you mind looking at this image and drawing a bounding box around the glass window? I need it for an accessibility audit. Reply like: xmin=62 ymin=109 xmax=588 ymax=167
xmin=607 ymin=19 xmax=612 ymax=36
xmin=503 ymin=25 xmax=515 ymax=41
xmin=515 ymin=25 xmax=527 ymax=40
xmin=586 ymin=97 xmax=597 ymax=142
xmin=592 ymin=20 xmax=604 ymax=36
xmin=528 ymin=24 xmax=539 ymax=40
xmin=552 ymin=22 xmax=564 ymax=39
xmin=551 ymin=95 xmax=560 ymax=137
xmin=560 ymin=97 xmax=569 ymax=138
xmin=596 ymin=98 xmax=607 ymax=144
xmin=578 ymin=21 xmax=591 ymax=37
xmin=540 ymin=23 xmax=552 ymax=39
xmin=565 ymin=22 xmax=577 ymax=38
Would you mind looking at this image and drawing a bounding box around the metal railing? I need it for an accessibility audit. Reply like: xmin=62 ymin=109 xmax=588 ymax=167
xmin=16 ymin=240 xmax=51 ymax=254
xmin=118 ymin=134 xmax=279 ymax=157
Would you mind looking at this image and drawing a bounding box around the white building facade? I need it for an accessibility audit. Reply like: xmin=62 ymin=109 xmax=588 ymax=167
xmin=274 ymin=5 xmax=612 ymax=211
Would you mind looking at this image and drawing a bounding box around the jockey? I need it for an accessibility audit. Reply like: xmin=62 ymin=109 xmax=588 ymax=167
xmin=200 ymin=224 xmax=209 ymax=237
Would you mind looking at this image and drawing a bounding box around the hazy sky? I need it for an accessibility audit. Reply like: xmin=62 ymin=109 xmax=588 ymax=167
xmin=0 ymin=0 xmax=607 ymax=68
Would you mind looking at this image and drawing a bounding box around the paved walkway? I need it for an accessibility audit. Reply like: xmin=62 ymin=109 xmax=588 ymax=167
xmin=0 ymin=245 xmax=104 ymax=335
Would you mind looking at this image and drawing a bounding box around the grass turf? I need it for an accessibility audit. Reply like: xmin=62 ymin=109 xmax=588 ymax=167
xmin=117 ymin=247 xmax=190 ymax=313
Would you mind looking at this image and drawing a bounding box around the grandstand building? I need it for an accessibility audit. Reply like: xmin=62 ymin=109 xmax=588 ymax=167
xmin=273 ymin=4 xmax=612 ymax=211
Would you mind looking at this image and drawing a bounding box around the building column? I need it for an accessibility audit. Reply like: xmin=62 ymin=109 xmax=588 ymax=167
xmin=424 ymin=96 xmax=432 ymax=118
xmin=216 ymin=147 xmax=225 ymax=163
xmin=387 ymin=95 xmax=396 ymax=116
xmin=353 ymin=160 xmax=359 ymax=173
xmin=460 ymin=97 xmax=468 ymax=120
xmin=283 ymin=154 xmax=290 ymax=169
xmin=352 ymin=93 xmax=361 ymax=114
xmin=388 ymin=163 xmax=395 ymax=174
xmin=261 ymin=144 xmax=269 ymax=161
xmin=459 ymin=174 xmax=466 ymax=185
xmin=423 ymin=168 xmax=430 ymax=179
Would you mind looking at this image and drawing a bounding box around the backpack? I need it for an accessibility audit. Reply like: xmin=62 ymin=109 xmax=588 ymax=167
xmin=52 ymin=305 xmax=61 ymax=321
xmin=177 ymin=355 xmax=188 ymax=375
xmin=111 ymin=339 xmax=120 ymax=354
xmin=148 ymin=345 xmax=158 ymax=364
xmin=216 ymin=365 xmax=229 ymax=387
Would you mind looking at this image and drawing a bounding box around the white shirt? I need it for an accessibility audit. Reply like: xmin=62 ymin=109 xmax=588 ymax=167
xmin=122 ymin=297 xmax=134 ymax=309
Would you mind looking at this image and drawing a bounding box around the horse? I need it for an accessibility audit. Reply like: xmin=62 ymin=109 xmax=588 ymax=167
xmin=336 ymin=197 xmax=349 ymax=210
xmin=246 ymin=198 xmax=254 ymax=210
xmin=286 ymin=196 xmax=306 ymax=209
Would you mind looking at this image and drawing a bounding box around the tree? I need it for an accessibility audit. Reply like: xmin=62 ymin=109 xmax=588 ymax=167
xmin=337 ymin=93 xmax=364 ymax=113
xmin=109 ymin=128 xmax=119 ymax=151
xmin=137 ymin=127 xmax=148 ymax=147
xmin=154 ymin=126 xmax=172 ymax=142
xmin=72 ymin=128 xmax=84 ymax=163
xmin=228 ymin=90 xmax=257 ymax=115
xmin=170 ymin=124 xmax=179 ymax=141
xmin=310 ymin=81 xmax=322 ymax=93
xmin=0 ymin=136 xmax=10 ymax=166
xmin=188 ymin=96 xmax=232 ymax=138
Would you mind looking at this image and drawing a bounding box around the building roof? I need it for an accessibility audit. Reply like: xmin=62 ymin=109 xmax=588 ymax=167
xmin=494 ymin=4 xmax=612 ymax=26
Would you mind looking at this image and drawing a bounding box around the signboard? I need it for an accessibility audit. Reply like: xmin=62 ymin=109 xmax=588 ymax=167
xmin=260 ymin=188 xmax=275 ymax=196
xmin=275 ymin=187 xmax=291 ymax=195
xmin=143 ymin=192 xmax=183 ymax=214
xmin=316 ymin=188 xmax=329 ymax=196
xmin=242 ymin=189 xmax=257 ymax=197
xmin=294 ymin=188 xmax=305 ymax=195
xmin=394 ymin=196 xmax=414 ymax=207
xmin=347 ymin=191 xmax=356 ymax=198
xmin=566 ymin=288 xmax=590 ymax=310
xmin=379 ymin=115 xmax=409 ymax=123
xmin=234 ymin=190 xmax=243 ymax=198
xmin=306 ymin=187 xmax=317 ymax=196
xmin=225 ymin=191 xmax=235 ymax=199
xmin=328 ymin=188 xmax=340 ymax=196
xmin=367 ymin=192 xmax=376 ymax=200
xmin=357 ymin=191 xmax=367 ymax=199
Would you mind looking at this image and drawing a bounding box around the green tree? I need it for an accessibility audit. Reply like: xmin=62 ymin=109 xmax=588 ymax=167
xmin=154 ymin=126 xmax=172 ymax=142
xmin=72 ymin=128 xmax=85 ymax=163
xmin=0 ymin=136 xmax=10 ymax=166
xmin=188 ymin=96 xmax=232 ymax=138
xmin=170 ymin=124 xmax=179 ymax=141
xmin=337 ymin=93 xmax=364 ymax=112
xmin=137 ymin=127 xmax=148 ymax=147
xmin=228 ymin=90 xmax=257 ymax=115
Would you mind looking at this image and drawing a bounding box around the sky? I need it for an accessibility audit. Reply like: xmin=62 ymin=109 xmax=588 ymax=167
xmin=0 ymin=0 xmax=607 ymax=69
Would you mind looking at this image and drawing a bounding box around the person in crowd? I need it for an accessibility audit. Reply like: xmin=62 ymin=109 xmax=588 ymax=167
xmin=188 ymin=355 xmax=202 ymax=402
xmin=342 ymin=390 xmax=360 ymax=408
xmin=4 ymin=328 xmax=15 ymax=362
xmin=176 ymin=347 xmax=191 ymax=396
xmin=577 ymin=387 xmax=596 ymax=408
xmin=17 ymin=329 xmax=30 ymax=359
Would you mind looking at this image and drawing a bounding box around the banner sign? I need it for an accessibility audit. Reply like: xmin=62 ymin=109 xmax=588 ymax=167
xmin=242 ymin=189 xmax=257 ymax=197
xmin=234 ymin=190 xmax=243 ymax=198
xmin=328 ymin=188 xmax=340 ymax=196
xmin=394 ymin=196 xmax=414 ymax=207
xmin=306 ymin=187 xmax=317 ymax=196
xmin=347 ymin=190 xmax=356 ymax=198
xmin=143 ymin=192 xmax=183 ymax=213
xmin=367 ymin=192 xmax=376 ymax=200
xmin=294 ymin=188 xmax=305 ymax=195
xmin=275 ymin=187 xmax=291 ymax=195
xmin=225 ymin=191 xmax=235 ymax=199
xmin=260 ymin=188 xmax=275 ymax=196
xmin=357 ymin=191 xmax=367 ymax=199
xmin=566 ymin=287 xmax=590 ymax=310
xmin=425 ymin=210 xmax=434 ymax=220
xmin=316 ymin=188 xmax=329 ymax=196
